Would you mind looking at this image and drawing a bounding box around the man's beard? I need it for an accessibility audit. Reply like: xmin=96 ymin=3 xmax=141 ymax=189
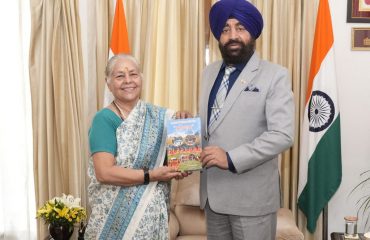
xmin=219 ymin=39 xmax=255 ymax=65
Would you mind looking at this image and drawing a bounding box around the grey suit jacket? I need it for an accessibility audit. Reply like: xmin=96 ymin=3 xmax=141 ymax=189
xmin=199 ymin=52 xmax=294 ymax=216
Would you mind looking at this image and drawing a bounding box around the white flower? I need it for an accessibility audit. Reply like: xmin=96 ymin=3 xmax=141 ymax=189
xmin=51 ymin=194 xmax=81 ymax=208
xmin=60 ymin=193 xmax=81 ymax=208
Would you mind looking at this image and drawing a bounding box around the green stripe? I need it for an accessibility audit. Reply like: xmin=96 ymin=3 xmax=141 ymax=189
xmin=298 ymin=115 xmax=342 ymax=233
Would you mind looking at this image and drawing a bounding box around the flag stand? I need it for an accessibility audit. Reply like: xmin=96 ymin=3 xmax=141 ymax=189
xmin=323 ymin=205 xmax=328 ymax=240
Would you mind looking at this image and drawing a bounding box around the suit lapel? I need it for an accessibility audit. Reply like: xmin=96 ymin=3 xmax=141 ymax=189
xmin=208 ymin=53 xmax=260 ymax=135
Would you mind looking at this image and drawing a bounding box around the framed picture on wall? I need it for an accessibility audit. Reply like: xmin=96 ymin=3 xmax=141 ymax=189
xmin=347 ymin=0 xmax=370 ymax=23
xmin=352 ymin=28 xmax=370 ymax=50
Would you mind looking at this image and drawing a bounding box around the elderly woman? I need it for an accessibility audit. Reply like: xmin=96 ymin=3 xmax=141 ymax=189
xmin=85 ymin=54 xmax=189 ymax=239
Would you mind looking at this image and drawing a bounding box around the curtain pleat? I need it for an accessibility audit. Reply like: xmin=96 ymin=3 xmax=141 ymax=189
xmin=29 ymin=0 xmax=87 ymax=238
xmin=94 ymin=1 xmax=114 ymax=112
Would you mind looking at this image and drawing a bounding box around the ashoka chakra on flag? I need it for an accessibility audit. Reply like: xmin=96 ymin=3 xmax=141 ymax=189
xmin=308 ymin=90 xmax=335 ymax=132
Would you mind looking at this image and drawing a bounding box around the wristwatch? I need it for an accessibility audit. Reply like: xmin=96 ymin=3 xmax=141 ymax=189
xmin=143 ymin=167 xmax=150 ymax=185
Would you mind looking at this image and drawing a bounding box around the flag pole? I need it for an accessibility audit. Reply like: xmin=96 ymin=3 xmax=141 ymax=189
xmin=323 ymin=205 xmax=328 ymax=240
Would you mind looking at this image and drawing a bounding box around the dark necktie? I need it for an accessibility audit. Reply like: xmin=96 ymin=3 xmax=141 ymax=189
xmin=209 ymin=66 xmax=236 ymax=128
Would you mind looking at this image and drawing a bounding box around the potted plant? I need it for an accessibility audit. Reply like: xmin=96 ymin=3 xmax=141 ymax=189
xmin=36 ymin=194 xmax=86 ymax=240
xmin=350 ymin=170 xmax=370 ymax=231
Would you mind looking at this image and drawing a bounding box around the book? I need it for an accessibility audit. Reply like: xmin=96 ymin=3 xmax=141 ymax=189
xmin=166 ymin=117 xmax=202 ymax=172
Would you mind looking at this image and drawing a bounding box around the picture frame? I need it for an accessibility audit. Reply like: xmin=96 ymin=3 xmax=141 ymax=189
xmin=351 ymin=28 xmax=370 ymax=50
xmin=347 ymin=0 xmax=370 ymax=23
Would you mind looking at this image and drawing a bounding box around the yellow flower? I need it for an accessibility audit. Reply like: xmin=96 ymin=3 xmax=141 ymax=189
xmin=36 ymin=194 xmax=86 ymax=226
xmin=55 ymin=206 xmax=69 ymax=218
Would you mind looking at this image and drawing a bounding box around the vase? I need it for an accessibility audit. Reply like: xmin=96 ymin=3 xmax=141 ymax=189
xmin=49 ymin=223 xmax=74 ymax=240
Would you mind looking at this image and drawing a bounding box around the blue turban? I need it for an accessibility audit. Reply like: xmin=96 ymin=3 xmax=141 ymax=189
xmin=209 ymin=0 xmax=263 ymax=40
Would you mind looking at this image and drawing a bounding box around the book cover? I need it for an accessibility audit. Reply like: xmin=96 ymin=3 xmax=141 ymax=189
xmin=166 ymin=117 xmax=202 ymax=172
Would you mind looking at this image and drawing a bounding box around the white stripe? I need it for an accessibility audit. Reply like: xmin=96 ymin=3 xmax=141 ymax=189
xmin=298 ymin=47 xmax=340 ymax=195
xmin=123 ymin=109 xmax=174 ymax=239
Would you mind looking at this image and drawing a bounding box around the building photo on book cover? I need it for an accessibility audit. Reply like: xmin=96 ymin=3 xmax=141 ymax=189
xmin=166 ymin=117 xmax=202 ymax=172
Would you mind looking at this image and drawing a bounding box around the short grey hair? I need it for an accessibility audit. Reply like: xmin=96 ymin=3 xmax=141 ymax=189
xmin=105 ymin=54 xmax=141 ymax=82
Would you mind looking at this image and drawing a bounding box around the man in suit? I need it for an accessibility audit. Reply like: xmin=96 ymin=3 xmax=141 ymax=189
xmin=199 ymin=0 xmax=295 ymax=239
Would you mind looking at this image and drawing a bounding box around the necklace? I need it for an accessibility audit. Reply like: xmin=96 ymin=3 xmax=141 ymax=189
xmin=112 ymin=101 xmax=129 ymax=120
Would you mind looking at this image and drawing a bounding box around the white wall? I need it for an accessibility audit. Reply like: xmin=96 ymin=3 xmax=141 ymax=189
xmin=328 ymin=0 xmax=370 ymax=236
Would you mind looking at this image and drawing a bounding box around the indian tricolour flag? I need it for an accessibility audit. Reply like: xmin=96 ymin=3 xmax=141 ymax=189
xmin=104 ymin=0 xmax=131 ymax=106
xmin=297 ymin=0 xmax=342 ymax=233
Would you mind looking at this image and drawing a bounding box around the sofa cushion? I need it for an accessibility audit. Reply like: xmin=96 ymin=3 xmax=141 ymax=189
xmin=276 ymin=208 xmax=304 ymax=240
xmin=169 ymin=211 xmax=180 ymax=240
xmin=174 ymin=205 xmax=206 ymax=236
xmin=174 ymin=172 xmax=201 ymax=206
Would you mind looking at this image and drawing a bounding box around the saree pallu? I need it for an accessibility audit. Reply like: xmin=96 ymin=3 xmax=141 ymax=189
xmin=85 ymin=100 xmax=174 ymax=240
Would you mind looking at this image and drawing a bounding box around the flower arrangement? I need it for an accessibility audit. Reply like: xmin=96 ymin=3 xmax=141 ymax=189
xmin=36 ymin=194 xmax=86 ymax=227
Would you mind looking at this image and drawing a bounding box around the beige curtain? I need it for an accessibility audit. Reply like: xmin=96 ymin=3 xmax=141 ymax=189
xmin=87 ymin=1 xmax=114 ymax=115
xmin=207 ymin=0 xmax=322 ymax=239
xmin=29 ymin=0 xmax=88 ymax=238
xmin=91 ymin=0 xmax=205 ymax=115
xmin=127 ymin=0 xmax=205 ymax=113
